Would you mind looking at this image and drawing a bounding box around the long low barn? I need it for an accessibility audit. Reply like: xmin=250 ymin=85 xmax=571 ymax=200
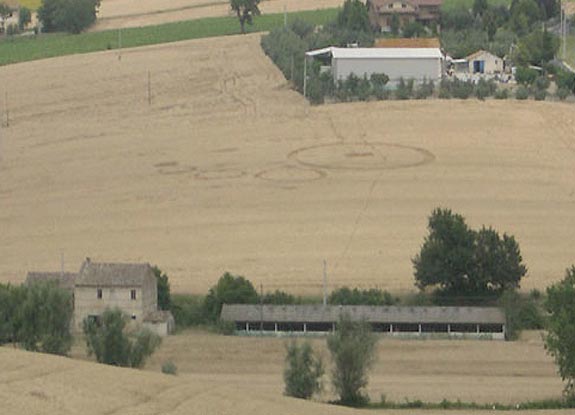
xmin=221 ymin=305 xmax=506 ymax=340
xmin=306 ymin=47 xmax=444 ymax=85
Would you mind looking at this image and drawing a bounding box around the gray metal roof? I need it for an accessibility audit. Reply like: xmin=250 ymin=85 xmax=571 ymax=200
xmin=306 ymin=47 xmax=443 ymax=60
xmin=76 ymin=260 xmax=154 ymax=287
xmin=25 ymin=272 xmax=77 ymax=292
xmin=221 ymin=304 xmax=505 ymax=324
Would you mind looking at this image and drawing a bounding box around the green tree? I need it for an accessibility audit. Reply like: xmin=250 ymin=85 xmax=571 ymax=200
xmin=83 ymin=308 xmax=161 ymax=368
xmin=262 ymin=289 xmax=296 ymax=304
xmin=230 ymin=0 xmax=260 ymax=34
xmin=18 ymin=6 xmax=31 ymax=30
xmin=473 ymin=0 xmax=488 ymax=17
xmin=413 ymin=208 xmax=476 ymax=295
xmin=413 ymin=208 xmax=526 ymax=298
xmin=18 ymin=281 xmax=73 ymax=355
xmin=38 ymin=0 xmax=100 ymax=33
xmin=328 ymin=287 xmax=397 ymax=305
xmin=513 ymin=28 xmax=559 ymax=66
xmin=544 ymin=266 xmax=575 ymax=399
xmin=0 ymin=284 xmax=22 ymax=344
xmin=284 ymin=341 xmax=324 ymax=399
xmin=152 ymin=266 xmax=171 ymax=310
xmin=203 ymin=272 xmax=259 ymax=321
xmin=336 ymin=0 xmax=370 ymax=32
xmin=509 ymin=0 xmax=541 ymax=35
xmin=327 ymin=316 xmax=377 ymax=406
xmin=390 ymin=13 xmax=400 ymax=35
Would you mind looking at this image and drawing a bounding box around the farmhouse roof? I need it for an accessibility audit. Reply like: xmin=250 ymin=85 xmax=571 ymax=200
xmin=374 ymin=37 xmax=440 ymax=48
xmin=25 ymin=272 xmax=77 ymax=292
xmin=220 ymin=305 xmax=506 ymax=324
xmin=76 ymin=259 xmax=154 ymax=287
xmin=465 ymin=49 xmax=500 ymax=60
xmin=306 ymin=47 xmax=443 ymax=59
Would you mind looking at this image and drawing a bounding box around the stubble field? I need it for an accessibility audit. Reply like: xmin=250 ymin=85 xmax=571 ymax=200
xmin=1 ymin=34 xmax=575 ymax=297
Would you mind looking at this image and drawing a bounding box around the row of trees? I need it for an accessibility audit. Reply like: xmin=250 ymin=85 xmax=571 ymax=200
xmin=0 ymin=281 xmax=73 ymax=355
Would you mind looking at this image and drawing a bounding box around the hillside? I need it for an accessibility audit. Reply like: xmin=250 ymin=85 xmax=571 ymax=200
xmin=0 ymin=34 xmax=574 ymax=295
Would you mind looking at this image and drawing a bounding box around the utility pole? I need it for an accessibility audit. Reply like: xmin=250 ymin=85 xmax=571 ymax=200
xmin=147 ymin=70 xmax=152 ymax=106
xmin=303 ymin=55 xmax=307 ymax=98
xmin=259 ymin=283 xmax=264 ymax=332
xmin=322 ymin=260 xmax=327 ymax=306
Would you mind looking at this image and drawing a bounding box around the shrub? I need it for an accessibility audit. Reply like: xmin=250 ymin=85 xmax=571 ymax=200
xmin=170 ymin=294 xmax=205 ymax=328
xmin=451 ymin=79 xmax=473 ymax=99
xmin=162 ymin=360 xmax=177 ymax=375
xmin=214 ymin=319 xmax=236 ymax=335
xmin=533 ymin=75 xmax=550 ymax=91
xmin=555 ymin=69 xmax=575 ymax=93
xmin=499 ymin=289 xmax=544 ymax=340
xmin=327 ymin=316 xmax=377 ymax=406
xmin=515 ymin=66 xmax=538 ymax=85
xmin=515 ymin=85 xmax=530 ymax=100
xmin=6 ymin=23 xmax=19 ymax=35
xmin=284 ymin=341 xmax=324 ymax=399
xmin=533 ymin=88 xmax=546 ymax=101
xmin=556 ymin=87 xmax=571 ymax=101
xmin=494 ymin=88 xmax=509 ymax=99
xmin=153 ymin=266 xmax=171 ymax=310
xmin=414 ymin=79 xmax=434 ymax=99
xmin=83 ymin=308 xmax=161 ymax=368
xmin=474 ymin=78 xmax=496 ymax=100
xmin=18 ymin=6 xmax=31 ymax=30
xmin=394 ymin=77 xmax=414 ymax=100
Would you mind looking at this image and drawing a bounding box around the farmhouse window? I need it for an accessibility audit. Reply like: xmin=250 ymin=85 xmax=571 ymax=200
xmin=130 ymin=289 xmax=137 ymax=300
xmin=97 ymin=288 xmax=102 ymax=299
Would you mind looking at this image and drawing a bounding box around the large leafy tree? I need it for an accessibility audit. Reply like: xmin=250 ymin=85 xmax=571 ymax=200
xmin=38 ymin=0 xmax=100 ymax=33
xmin=327 ymin=316 xmax=377 ymax=406
xmin=413 ymin=208 xmax=527 ymax=298
xmin=544 ymin=266 xmax=575 ymax=399
xmin=203 ymin=272 xmax=259 ymax=321
xmin=230 ymin=0 xmax=260 ymax=34
xmin=0 ymin=2 xmax=11 ymax=33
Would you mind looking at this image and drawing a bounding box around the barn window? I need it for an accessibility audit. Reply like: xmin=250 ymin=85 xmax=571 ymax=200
xmin=130 ymin=289 xmax=137 ymax=300
xmin=97 ymin=288 xmax=102 ymax=299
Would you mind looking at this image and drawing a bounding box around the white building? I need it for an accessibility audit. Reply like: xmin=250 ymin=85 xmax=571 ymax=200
xmin=306 ymin=46 xmax=444 ymax=85
xmin=464 ymin=50 xmax=504 ymax=75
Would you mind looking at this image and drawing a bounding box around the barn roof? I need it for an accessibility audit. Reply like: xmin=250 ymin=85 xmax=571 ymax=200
xmin=76 ymin=259 xmax=154 ymax=287
xmin=221 ymin=304 xmax=506 ymax=324
xmin=465 ymin=49 xmax=500 ymax=60
xmin=25 ymin=272 xmax=77 ymax=292
xmin=306 ymin=47 xmax=443 ymax=60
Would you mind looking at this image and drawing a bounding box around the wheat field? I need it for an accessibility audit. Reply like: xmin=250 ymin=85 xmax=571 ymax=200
xmin=1 ymin=34 xmax=574 ymax=295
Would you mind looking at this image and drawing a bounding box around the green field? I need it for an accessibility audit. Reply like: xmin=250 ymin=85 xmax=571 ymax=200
xmin=0 ymin=8 xmax=338 ymax=66
xmin=17 ymin=0 xmax=42 ymax=10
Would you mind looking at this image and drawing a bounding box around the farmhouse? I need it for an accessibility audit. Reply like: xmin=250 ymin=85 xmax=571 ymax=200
xmin=221 ymin=304 xmax=506 ymax=340
xmin=306 ymin=46 xmax=444 ymax=85
xmin=367 ymin=0 xmax=442 ymax=32
xmin=25 ymin=259 xmax=174 ymax=336
xmin=464 ymin=50 xmax=504 ymax=74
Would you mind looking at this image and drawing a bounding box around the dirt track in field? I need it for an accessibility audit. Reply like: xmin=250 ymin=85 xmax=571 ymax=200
xmin=1 ymin=34 xmax=575 ymax=295
xmin=92 ymin=0 xmax=344 ymax=31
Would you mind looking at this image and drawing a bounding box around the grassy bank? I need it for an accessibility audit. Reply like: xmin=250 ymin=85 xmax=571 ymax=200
xmin=0 ymin=8 xmax=338 ymax=66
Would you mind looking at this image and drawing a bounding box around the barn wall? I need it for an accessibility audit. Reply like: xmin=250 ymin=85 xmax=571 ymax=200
xmin=333 ymin=57 xmax=442 ymax=84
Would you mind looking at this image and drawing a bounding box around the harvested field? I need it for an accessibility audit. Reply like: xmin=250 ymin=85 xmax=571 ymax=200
xmin=1 ymin=330 xmax=567 ymax=414
xmin=1 ymin=34 xmax=575 ymax=296
xmin=93 ymin=0 xmax=344 ymax=30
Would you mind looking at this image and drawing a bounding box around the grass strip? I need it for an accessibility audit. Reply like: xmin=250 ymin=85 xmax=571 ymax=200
xmin=0 ymin=8 xmax=338 ymax=66
xmin=363 ymin=397 xmax=575 ymax=410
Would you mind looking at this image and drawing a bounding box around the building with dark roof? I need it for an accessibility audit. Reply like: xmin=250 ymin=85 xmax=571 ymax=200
xmin=221 ymin=304 xmax=506 ymax=340
xmin=25 ymin=271 xmax=77 ymax=293
xmin=74 ymin=258 xmax=158 ymax=331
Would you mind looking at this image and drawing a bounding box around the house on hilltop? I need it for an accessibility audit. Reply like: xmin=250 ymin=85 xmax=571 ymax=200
xmin=367 ymin=0 xmax=442 ymax=32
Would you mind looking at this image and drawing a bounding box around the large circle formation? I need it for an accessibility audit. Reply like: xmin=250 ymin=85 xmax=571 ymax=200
xmin=288 ymin=142 xmax=435 ymax=171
